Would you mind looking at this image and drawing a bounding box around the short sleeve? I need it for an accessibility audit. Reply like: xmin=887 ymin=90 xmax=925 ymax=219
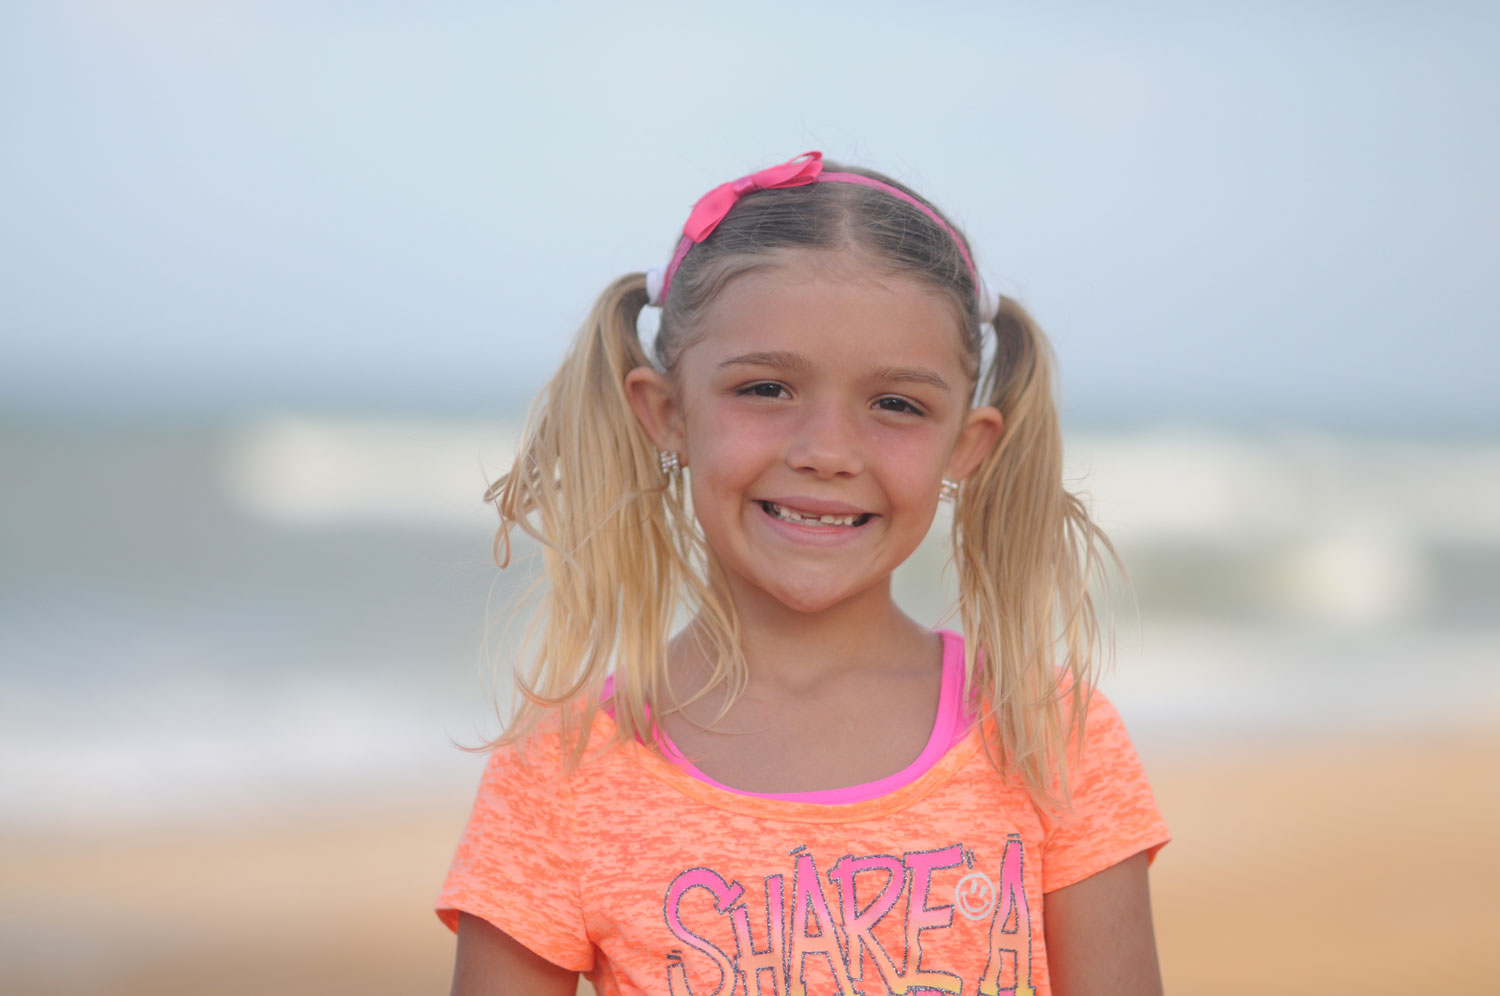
xmin=435 ymin=738 xmax=595 ymax=972
xmin=1040 ymin=690 xmax=1170 ymax=893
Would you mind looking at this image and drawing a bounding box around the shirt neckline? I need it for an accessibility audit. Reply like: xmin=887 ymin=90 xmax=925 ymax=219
xmin=607 ymin=629 xmax=982 ymax=822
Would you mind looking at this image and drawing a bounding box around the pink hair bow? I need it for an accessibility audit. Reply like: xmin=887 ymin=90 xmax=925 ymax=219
xmin=646 ymin=150 xmax=995 ymax=318
xmin=648 ymin=152 xmax=824 ymax=303
xmin=681 ymin=150 xmax=824 ymax=243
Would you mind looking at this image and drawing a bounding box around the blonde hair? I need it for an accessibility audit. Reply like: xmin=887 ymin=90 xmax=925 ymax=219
xmin=486 ymin=161 xmax=1114 ymax=807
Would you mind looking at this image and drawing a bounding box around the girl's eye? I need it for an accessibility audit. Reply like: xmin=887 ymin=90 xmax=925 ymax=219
xmin=875 ymin=396 xmax=925 ymax=416
xmin=740 ymin=382 xmax=788 ymax=399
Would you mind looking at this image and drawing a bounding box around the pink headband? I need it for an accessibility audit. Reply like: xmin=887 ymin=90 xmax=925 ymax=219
xmin=645 ymin=150 xmax=995 ymax=318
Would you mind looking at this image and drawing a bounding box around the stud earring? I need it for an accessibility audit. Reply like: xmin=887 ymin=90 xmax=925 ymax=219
xmin=940 ymin=478 xmax=960 ymax=501
xmin=658 ymin=449 xmax=681 ymax=477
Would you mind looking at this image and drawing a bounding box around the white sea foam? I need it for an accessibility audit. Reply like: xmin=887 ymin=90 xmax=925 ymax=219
xmin=1065 ymin=428 xmax=1500 ymax=547
xmin=223 ymin=414 xmax=524 ymax=529
xmin=1103 ymin=622 xmax=1500 ymax=751
xmin=1065 ymin=428 xmax=1500 ymax=625
xmin=0 ymin=670 xmax=494 ymax=831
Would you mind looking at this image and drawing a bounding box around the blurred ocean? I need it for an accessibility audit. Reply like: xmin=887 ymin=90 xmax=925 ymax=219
xmin=3 ymin=413 xmax=1497 ymax=831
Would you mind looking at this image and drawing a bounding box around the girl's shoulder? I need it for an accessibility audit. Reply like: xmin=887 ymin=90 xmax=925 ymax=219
xmin=1036 ymin=684 xmax=1170 ymax=889
xmin=946 ymin=627 xmax=1130 ymax=757
xmin=484 ymin=699 xmax=627 ymax=787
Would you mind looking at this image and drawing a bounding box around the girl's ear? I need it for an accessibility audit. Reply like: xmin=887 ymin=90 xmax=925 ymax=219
xmin=946 ymin=405 xmax=1004 ymax=482
xmin=624 ymin=366 xmax=686 ymax=457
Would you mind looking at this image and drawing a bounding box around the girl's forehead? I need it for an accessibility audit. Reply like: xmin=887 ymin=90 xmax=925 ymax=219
xmin=683 ymin=254 xmax=972 ymax=370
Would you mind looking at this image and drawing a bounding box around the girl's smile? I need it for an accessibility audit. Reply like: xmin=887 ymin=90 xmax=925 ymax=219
xmin=628 ymin=251 xmax=1003 ymax=617
xmin=752 ymin=496 xmax=876 ymax=549
xmin=757 ymin=498 xmax=873 ymax=529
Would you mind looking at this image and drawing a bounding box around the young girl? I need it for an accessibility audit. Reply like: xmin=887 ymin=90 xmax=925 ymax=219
xmin=438 ymin=151 xmax=1169 ymax=996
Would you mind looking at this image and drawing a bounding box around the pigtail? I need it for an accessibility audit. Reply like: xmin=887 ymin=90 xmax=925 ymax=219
xmin=954 ymin=295 xmax=1116 ymax=811
xmin=485 ymin=273 xmax=700 ymax=763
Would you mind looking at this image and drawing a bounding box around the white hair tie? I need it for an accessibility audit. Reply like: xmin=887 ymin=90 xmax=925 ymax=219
xmin=977 ymin=277 xmax=1001 ymax=325
xmin=644 ymin=268 xmax=666 ymax=307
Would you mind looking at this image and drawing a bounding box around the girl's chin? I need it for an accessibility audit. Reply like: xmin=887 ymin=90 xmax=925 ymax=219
xmin=738 ymin=574 xmax=891 ymax=617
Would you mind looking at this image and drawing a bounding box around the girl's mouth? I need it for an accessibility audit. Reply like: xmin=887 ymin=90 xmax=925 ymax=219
xmin=758 ymin=501 xmax=873 ymax=528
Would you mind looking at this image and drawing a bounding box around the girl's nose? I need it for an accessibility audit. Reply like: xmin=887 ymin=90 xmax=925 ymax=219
xmin=785 ymin=403 xmax=866 ymax=478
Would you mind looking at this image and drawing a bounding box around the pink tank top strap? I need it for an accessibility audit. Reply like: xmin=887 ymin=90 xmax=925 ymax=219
xmin=603 ymin=630 xmax=975 ymax=804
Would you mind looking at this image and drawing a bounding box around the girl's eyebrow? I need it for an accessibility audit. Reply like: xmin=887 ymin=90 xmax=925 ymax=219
xmin=869 ymin=365 xmax=952 ymax=392
xmin=718 ymin=352 xmax=951 ymax=391
xmin=717 ymin=350 xmax=811 ymax=372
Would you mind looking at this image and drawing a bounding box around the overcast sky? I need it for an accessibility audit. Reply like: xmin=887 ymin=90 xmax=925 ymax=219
xmin=3 ymin=1 xmax=1497 ymax=429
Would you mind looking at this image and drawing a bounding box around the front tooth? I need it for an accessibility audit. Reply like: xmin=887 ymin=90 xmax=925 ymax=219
xmin=769 ymin=503 xmax=858 ymax=526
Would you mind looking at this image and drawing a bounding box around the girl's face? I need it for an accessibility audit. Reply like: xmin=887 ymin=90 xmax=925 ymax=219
xmin=629 ymin=251 xmax=1003 ymax=618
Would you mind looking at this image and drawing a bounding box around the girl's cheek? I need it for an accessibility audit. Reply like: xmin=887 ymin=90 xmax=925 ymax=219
xmin=863 ymin=422 xmax=952 ymax=465
xmin=695 ymin=406 xmax=783 ymax=448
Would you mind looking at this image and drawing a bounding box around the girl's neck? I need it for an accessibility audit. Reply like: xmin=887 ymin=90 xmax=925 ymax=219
xmin=677 ymin=575 xmax=930 ymax=695
xmin=659 ymin=578 xmax=948 ymax=796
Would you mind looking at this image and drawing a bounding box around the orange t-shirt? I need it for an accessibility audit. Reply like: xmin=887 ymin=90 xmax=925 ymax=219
xmin=438 ymin=639 xmax=1168 ymax=995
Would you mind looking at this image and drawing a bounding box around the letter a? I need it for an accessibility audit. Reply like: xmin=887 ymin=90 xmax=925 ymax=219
xmin=787 ymin=852 xmax=856 ymax=996
xmin=978 ymin=838 xmax=1034 ymax=996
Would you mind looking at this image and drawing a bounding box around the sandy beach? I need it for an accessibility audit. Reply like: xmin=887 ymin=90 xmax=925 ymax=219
xmin=1150 ymin=728 xmax=1499 ymax=993
xmin=5 ymin=727 xmax=1495 ymax=996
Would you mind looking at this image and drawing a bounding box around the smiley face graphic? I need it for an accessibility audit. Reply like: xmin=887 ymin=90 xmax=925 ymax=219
xmin=954 ymin=870 xmax=997 ymax=921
